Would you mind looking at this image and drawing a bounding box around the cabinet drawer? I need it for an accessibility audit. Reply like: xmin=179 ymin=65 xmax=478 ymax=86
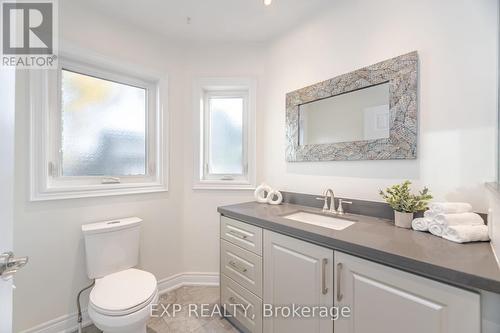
xmin=221 ymin=216 xmax=262 ymax=255
xmin=221 ymin=239 xmax=263 ymax=297
xmin=221 ymin=274 xmax=263 ymax=333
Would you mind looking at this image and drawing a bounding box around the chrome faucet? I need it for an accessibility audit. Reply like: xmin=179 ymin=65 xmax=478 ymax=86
xmin=316 ymin=188 xmax=336 ymax=214
xmin=317 ymin=189 xmax=353 ymax=215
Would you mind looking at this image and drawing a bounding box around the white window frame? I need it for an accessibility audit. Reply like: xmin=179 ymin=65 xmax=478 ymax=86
xmin=203 ymin=90 xmax=249 ymax=181
xmin=30 ymin=51 xmax=168 ymax=200
xmin=193 ymin=78 xmax=256 ymax=190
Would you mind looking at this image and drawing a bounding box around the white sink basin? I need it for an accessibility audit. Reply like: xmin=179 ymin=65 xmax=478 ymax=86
xmin=282 ymin=211 xmax=356 ymax=231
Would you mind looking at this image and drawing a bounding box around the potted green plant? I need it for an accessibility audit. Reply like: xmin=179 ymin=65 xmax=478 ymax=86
xmin=379 ymin=181 xmax=433 ymax=228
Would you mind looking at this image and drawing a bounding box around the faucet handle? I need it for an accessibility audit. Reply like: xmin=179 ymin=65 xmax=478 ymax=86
xmin=337 ymin=199 xmax=352 ymax=215
xmin=316 ymin=196 xmax=329 ymax=211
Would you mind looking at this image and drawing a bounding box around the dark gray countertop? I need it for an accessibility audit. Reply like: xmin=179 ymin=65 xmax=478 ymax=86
xmin=218 ymin=201 xmax=500 ymax=294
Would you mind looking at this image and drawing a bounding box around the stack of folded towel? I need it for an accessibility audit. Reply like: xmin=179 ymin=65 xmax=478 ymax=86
xmin=411 ymin=202 xmax=489 ymax=243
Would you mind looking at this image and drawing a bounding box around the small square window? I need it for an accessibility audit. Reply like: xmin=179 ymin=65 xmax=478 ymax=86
xmin=193 ymin=78 xmax=256 ymax=190
xmin=206 ymin=94 xmax=245 ymax=177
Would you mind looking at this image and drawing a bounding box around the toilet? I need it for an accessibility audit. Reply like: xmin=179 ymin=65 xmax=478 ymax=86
xmin=82 ymin=217 xmax=158 ymax=333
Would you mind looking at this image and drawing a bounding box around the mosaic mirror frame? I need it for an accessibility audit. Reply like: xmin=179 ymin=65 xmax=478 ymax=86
xmin=285 ymin=51 xmax=418 ymax=162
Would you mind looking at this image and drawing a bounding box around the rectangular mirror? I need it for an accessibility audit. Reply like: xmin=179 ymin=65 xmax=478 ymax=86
xmin=298 ymin=82 xmax=390 ymax=145
xmin=286 ymin=51 xmax=418 ymax=162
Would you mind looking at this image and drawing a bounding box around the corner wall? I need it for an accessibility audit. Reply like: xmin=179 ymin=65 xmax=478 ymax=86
xmin=13 ymin=4 xmax=187 ymax=331
xmin=13 ymin=5 xmax=268 ymax=332
xmin=262 ymin=0 xmax=498 ymax=213
xmin=180 ymin=43 xmax=268 ymax=274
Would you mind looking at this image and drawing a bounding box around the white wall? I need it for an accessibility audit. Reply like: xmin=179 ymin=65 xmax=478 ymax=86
xmin=180 ymin=43 xmax=267 ymax=274
xmin=12 ymin=0 xmax=500 ymax=331
xmin=13 ymin=3 xmax=186 ymax=331
xmin=13 ymin=4 xmax=268 ymax=331
xmin=262 ymin=0 xmax=498 ymax=213
xmin=180 ymin=0 xmax=500 ymax=321
xmin=485 ymin=188 xmax=500 ymax=332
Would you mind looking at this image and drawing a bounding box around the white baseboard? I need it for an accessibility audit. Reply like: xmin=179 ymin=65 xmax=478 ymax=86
xmin=19 ymin=310 xmax=92 ymax=333
xmin=20 ymin=272 xmax=220 ymax=333
xmin=157 ymin=272 xmax=220 ymax=294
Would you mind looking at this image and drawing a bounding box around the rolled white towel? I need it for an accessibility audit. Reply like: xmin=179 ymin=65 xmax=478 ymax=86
xmin=411 ymin=217 xmax=432 ymax=232
xmin=442 ymin=225 xmax=490 ymax=243
xmin=428 ymin=202 xmax=472 ymax=214
xmin=423 ymin=210 xmax=438 ymax=219
xmin=429 ymin=222 xmax=445 ymax=237
xmin=433 ymin=212 xmax=484 ymax=227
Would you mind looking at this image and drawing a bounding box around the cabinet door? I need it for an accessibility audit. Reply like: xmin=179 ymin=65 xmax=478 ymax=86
xmin=334 ymin=251 xmax=480 ymax=333
xmin=263 ymin=230 xmax=334 ymax=333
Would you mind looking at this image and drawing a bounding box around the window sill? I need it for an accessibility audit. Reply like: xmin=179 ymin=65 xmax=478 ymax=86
xmin=192 ymin=180 xmax=256 ymax=191
xmin=31 ymin=182 xmax=168 ymax=201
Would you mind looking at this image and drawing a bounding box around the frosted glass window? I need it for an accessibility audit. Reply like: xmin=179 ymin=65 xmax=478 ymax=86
xmin=208 ymin=97 xmax=244 ymax=175
xmin=61 ymin=69 xmax=147 ymax=176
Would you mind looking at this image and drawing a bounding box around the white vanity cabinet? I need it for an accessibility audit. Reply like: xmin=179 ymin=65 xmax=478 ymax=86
xmin=334 ymin=251 xmax=480 ymax=333
xmin=220 ymin=215 xmax=482 ymax=333
xmin=220 ymin=216 xmax=264 ymax=333
xmin=263 ymin=230 xmax=334 ymax=333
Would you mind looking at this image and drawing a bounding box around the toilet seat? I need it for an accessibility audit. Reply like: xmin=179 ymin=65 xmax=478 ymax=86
xmin=89 ymin=268 xmax=157 ymax=316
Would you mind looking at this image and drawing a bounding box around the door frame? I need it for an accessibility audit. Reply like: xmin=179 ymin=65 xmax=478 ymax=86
xmin=0 ymin=67 xmax=16 ymax=333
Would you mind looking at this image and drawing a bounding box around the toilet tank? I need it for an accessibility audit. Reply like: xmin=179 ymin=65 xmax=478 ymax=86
xmin=82 ymin=217 xmax=142 ymax=279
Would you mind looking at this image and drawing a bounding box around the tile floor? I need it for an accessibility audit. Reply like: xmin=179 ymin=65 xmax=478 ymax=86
xmin=79 ymin=286 xmax=239 ymax=333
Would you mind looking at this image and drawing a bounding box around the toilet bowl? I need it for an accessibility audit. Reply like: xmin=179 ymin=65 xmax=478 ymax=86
xmin=82 ymin=218 xmax=157 ymax=333
xmin=87 ymin=268 xmax=158 ymax=333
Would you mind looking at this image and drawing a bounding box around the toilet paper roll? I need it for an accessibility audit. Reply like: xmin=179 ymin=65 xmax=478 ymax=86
xmin=254 ymin=183 xmax=272 ymax=203
xmin=267 ymin=190 xmax=283 ymax=205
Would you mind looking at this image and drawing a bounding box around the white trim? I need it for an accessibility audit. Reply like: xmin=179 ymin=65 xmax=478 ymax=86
xmin=486 ymin=184 xmax=500 ymax=267
xmin=60 ymin=44 xmax=162 ymax=82
xmin=192 ymin=183 xmax=256 ymax=191
xmin=156 ymin=272 xmax=220 ymax=294
xmin=19 ymin=310 xmax=91 ymax=333
xmin=20 ymin=272 xmax=220 ymax=333
xmin=192 ymin=77 xmax=257 ymax=190
xmin=203 ymin=90 xmax=249 ymax=181
xmin=29 ymin=48 xmax=169 ymax=201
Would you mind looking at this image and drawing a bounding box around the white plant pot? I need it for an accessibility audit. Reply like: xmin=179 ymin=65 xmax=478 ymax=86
xmin=394 ymin=211 xmax=414 ymax=229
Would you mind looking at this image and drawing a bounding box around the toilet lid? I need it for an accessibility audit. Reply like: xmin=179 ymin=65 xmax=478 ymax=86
xmin=90 ymin=268 xmax=157 ymax=316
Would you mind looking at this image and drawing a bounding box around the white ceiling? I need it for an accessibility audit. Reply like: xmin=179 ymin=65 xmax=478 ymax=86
xmin=75 ymin=0 xmax=332 ymax=43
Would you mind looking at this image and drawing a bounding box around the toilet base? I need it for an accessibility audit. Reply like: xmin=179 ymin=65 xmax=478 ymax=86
xmin=88 ymin=289 xmax=158 ymax=333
